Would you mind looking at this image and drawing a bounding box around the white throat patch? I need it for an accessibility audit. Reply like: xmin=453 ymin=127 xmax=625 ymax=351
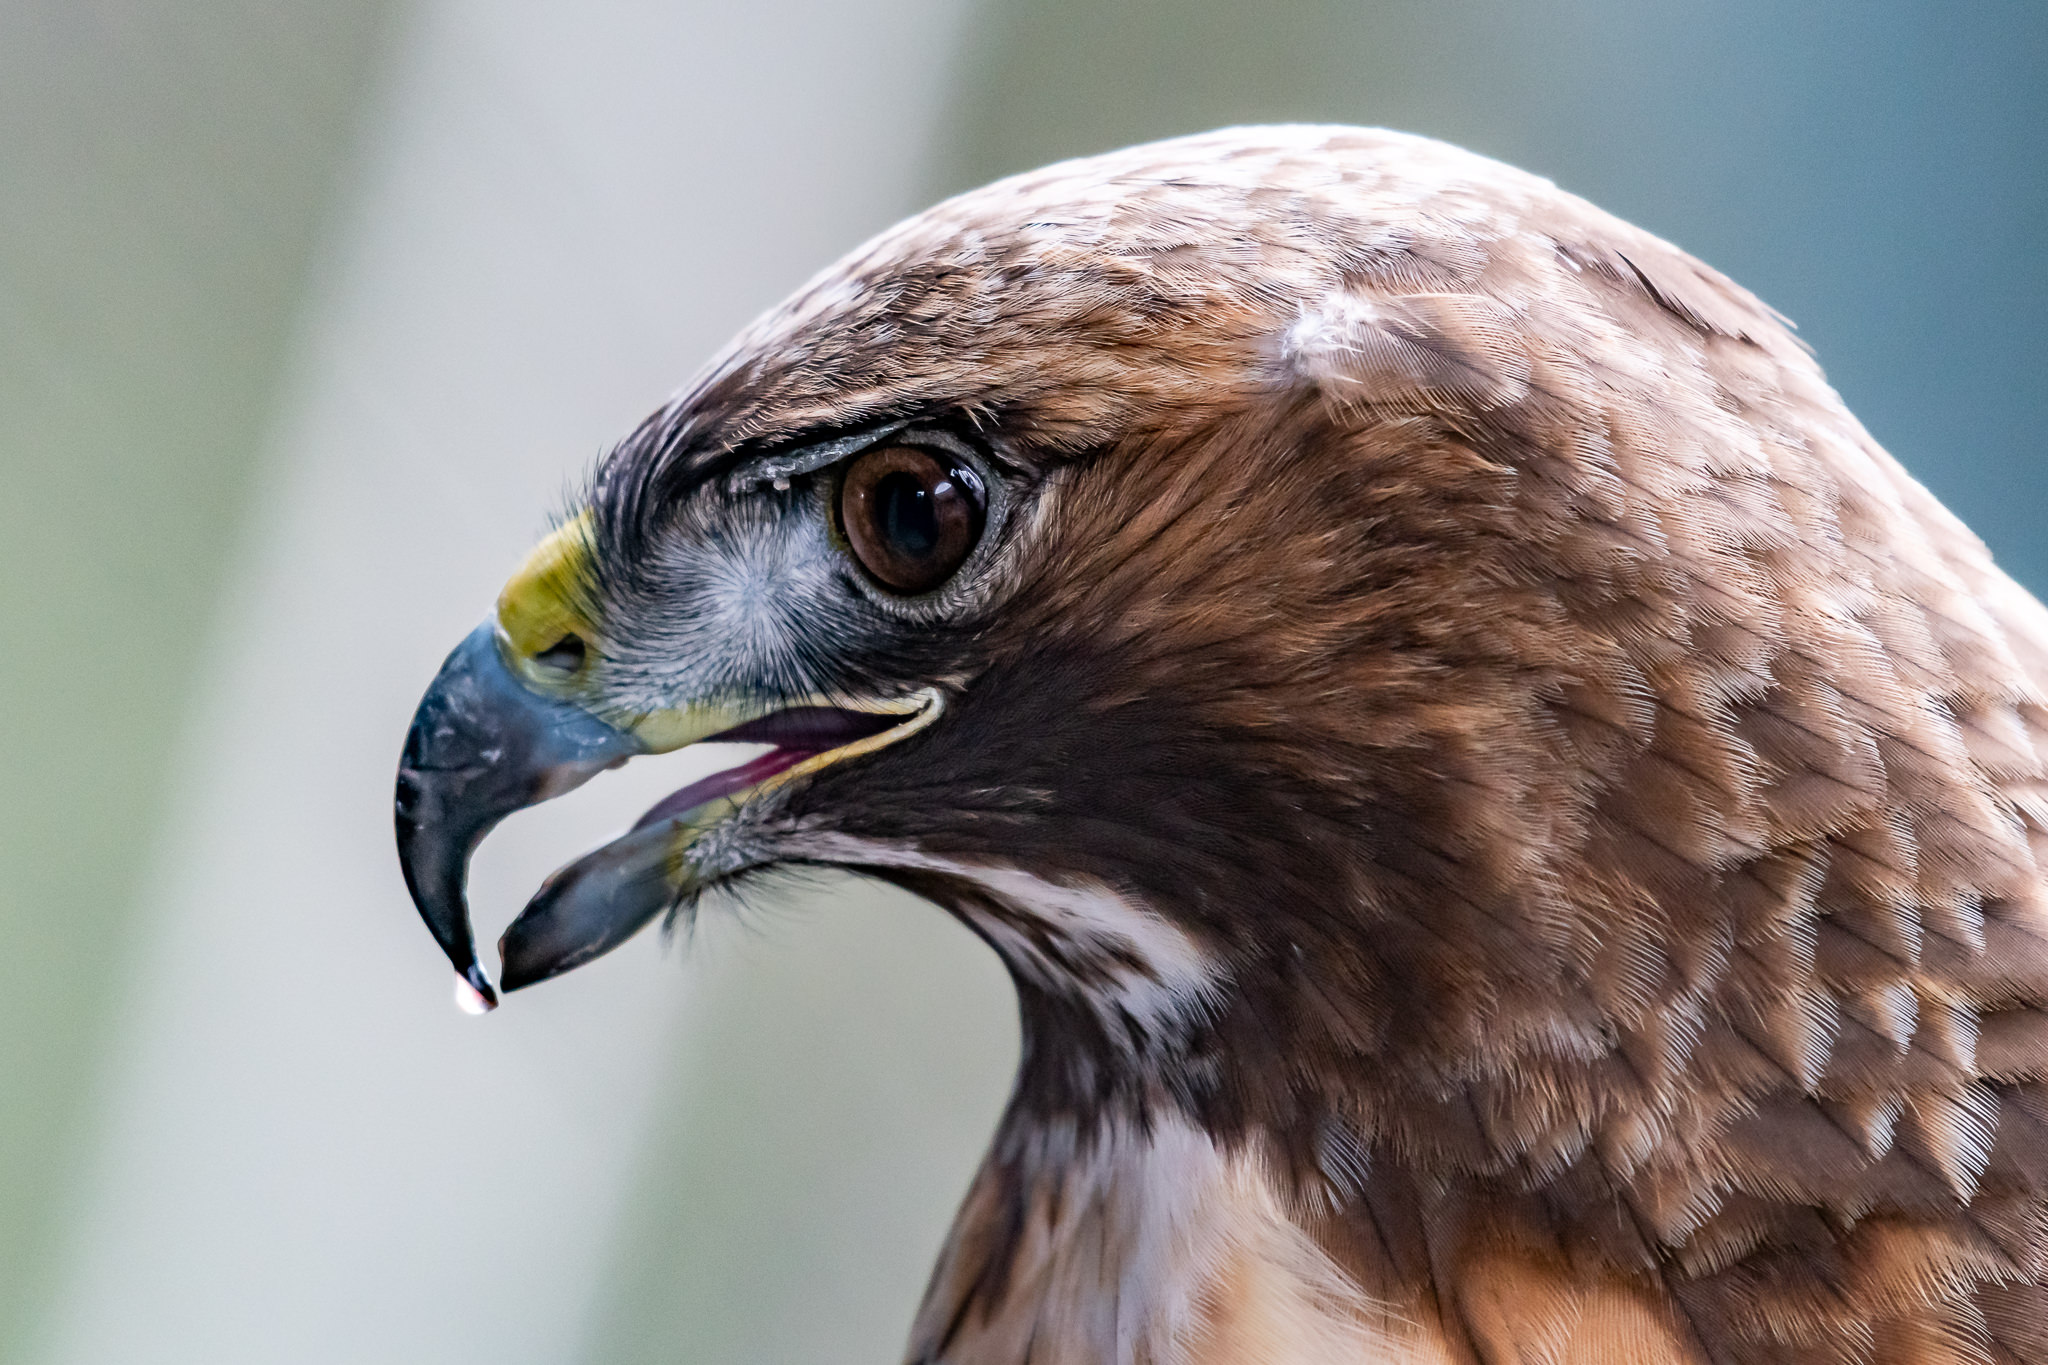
xmin=786 ymin=838 xmax=1227 ymax=1046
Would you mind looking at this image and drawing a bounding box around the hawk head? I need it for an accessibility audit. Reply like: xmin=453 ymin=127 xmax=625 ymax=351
xmin=396 ymin=128 xmax=2048 ymax=1362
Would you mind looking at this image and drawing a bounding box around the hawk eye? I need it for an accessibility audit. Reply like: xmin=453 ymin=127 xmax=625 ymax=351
xmin=836 ymin=444 xmax=985 ymax=594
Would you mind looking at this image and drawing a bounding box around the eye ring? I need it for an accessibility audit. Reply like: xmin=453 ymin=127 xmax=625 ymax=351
xmin=836 ymin=444 xmax=986 ymax=594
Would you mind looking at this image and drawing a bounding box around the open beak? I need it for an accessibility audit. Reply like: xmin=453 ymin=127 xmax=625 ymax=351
xmin=395 ymin=623 xmax=937 ymax=1012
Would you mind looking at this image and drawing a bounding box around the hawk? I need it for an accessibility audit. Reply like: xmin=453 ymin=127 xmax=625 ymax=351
xmin=395 ymin=127 xmax=2048 ymax=1363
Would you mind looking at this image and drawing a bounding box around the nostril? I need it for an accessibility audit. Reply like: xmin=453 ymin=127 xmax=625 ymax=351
xmin=534 ymin=633 xmax=587 ymax=673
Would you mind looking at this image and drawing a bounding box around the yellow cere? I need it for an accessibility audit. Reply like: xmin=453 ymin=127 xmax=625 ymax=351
xmin=495 ymin=511 xmax=599 ymax=676
xmin=491 ymin=511 xmax=777 ymax=752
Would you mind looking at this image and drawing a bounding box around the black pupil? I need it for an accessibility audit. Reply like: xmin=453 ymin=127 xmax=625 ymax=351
xmin=876 ymin=469 xmax=943 ymax=558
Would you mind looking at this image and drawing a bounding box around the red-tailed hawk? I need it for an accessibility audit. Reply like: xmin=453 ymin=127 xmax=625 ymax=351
xmin=395 ymin=127 xmax=2048 ymax=1363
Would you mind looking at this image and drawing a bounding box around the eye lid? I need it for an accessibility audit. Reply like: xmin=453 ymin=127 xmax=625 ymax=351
xmin=725 ymin=421 xmax=915 ymax=492
xmin=724 ymin=420 xmax=1008 ymax=494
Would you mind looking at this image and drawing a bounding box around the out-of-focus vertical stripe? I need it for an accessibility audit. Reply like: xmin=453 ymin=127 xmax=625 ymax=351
xmin=0 ymin=2 xmax=398 ymax=1355
xmin=29 ymin=2 xmax=992 ymax=1362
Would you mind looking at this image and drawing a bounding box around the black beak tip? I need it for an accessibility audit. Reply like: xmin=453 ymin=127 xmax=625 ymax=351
xmin=460 ymin=962 xmax=500 ymax=1013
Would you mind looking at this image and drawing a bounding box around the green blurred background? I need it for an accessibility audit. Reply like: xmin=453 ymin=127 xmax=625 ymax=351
xmin=4 ymin=1 xmax=2043 ymax=1360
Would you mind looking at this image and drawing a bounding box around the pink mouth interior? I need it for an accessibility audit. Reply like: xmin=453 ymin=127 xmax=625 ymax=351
xmin=629 ymin=707 xmax=902 ymax=832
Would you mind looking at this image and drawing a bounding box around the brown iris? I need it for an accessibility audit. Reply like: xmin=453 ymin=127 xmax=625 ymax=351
xmin=837 ymin=444 xmax=984 ymax=594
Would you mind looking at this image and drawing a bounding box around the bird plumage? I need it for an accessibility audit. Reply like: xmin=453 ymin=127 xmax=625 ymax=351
xmin=400 ymin=126 xmax=2048 ymax=1363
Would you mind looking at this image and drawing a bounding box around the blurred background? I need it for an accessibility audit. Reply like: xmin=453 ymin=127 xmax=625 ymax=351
xmin=2 ymin=1 xmax=2043 ymax=1360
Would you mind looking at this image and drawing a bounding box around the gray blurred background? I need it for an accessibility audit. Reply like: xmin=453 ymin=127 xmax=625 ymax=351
xmin=3 ymin=1 xmax=2042 ymax=1361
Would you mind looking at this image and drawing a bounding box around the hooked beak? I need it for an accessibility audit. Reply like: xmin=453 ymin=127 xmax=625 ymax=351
xmin=394 ymin=624 xmax=642 ymax=1012
xmin=395 ymin=622 xmax=939 ymax=1012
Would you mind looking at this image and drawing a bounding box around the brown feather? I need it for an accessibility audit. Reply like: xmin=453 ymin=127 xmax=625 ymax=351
xmin=588 ymin=126 xmax=2048 ymax=1363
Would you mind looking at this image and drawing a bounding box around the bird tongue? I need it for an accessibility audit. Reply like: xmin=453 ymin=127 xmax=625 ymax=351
xmin=630 ymin=707 xmax=901 ymax=831
xmin=629 ymin=748 xmax=811 ymax=831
